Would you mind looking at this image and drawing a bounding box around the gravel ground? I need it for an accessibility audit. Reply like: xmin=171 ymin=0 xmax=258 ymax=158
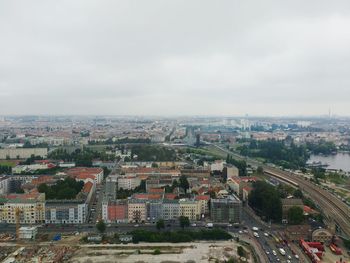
xmin=68 ymin=241 xmax=252 ymax=263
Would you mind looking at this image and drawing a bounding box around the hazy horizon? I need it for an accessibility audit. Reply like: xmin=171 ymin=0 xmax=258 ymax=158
xmin=1 ymin=1 xmax=350 ymax=116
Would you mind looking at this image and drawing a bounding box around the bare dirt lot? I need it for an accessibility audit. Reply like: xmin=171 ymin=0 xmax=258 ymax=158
xmin=68 ymin=241 xmax=252 ymax=263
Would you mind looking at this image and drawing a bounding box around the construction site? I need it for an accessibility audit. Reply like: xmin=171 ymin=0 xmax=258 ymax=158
xmin=0 ymin=238 xmax=251 ymax=263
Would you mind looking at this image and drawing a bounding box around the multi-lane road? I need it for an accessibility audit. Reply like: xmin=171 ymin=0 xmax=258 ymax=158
xmin=211 ymin=143 xmax=350 ymax=239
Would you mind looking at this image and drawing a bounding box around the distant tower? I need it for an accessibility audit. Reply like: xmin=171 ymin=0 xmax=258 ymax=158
xmin=328 ymin=108 xmax=331 ymax=119
xmin=195 ymin=133 xmax=200 ymax=147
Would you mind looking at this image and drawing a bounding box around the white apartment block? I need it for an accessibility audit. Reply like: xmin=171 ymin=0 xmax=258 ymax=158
xmin=117 ymin=175 xmax=141 ymax=190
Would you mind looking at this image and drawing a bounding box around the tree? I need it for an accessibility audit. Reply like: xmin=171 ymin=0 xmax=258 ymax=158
xmin=293 ymin=189 xmax=303 ymax=199
xmin=96 ymin=220 xmax=106 ymax=233
xmin=156 ymin=219 xmax=165 ymax=230
xmin=237 ymin=246 xmax=245 ymax=258
xmin=15 ymin=188 xmax=24 ymax=194
xmin=257 ymin=166 xmax=264 ymax=174
xmin=179 ymin=216 xmax=190 ymax=229
xmin=179 ymin=175 xmax=189 ymax=192
xmin=287 ymin=206 xmax=304 ymax=225
xmin=153 ymin=248 xmax=161 ymax=255
xmin=248 ymin=181 xmax=282 ymax=222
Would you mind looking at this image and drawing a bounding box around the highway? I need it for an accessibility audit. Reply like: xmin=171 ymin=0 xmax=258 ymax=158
xmin=211 ymin=143 xmax=350 ymax=239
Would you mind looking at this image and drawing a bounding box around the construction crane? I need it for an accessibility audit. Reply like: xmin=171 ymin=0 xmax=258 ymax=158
xmin=36 ymin=203 xmax=44 ymax=224
xmin=0 ymin=207 xmax=5 ymax=223
xmin=15 ymin=207 xmax=21 ymax=240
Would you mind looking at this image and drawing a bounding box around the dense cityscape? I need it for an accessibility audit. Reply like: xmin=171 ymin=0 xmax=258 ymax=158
xmin=2 ymin=0 xmax=350 ymax=262
xmin=0 ymin=116 xmax=349 ymax=262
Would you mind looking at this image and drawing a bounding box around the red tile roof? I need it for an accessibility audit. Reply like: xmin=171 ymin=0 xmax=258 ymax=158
xmin=243 ymin=186 xmax=252 ymax=191
xmin=75 ymin=174 xmax=95 ymax=181
xmin=31 ymin=176 xmax=55 ymax=186
xmin=195 ymin=195 xmax=210 ymax=201
xmin=133 ymin=194 xmax=162 ymax=200
xmin=148 ymin=188 xmax=165 ymax=194
xmin=66 ymin=167 xmax=103 ymax=177
xmin=83 ymin=182 xmax=93 ymax=193
xmin=164 ymin=193 xmax=177 ymax=200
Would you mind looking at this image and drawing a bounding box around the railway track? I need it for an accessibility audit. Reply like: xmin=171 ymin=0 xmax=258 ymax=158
xmin=266 ymin=168 xmax=350 ymax=238
xmin=208 ymin=144 xmax=350 ymax=238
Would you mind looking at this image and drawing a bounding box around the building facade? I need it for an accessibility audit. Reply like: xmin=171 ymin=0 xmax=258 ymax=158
xmin=161 ymin=200 xmax=180 ymax=221
xmin=102 ymin=200 xmax=128 ymax=223
xmin=0 ymin=192 xmax=45 ymax=224
xmin=179 ymin=199 xmax=201 ymax=221
xmin=45 ymin=200 xmax=88 ymax=224
xmin=127 ymin=200 xmax=147 ymax=223
xmin=117 ymin=175 xmax=141 ymax=190
xmin=210 ymin=195 xmax=242 ymax=223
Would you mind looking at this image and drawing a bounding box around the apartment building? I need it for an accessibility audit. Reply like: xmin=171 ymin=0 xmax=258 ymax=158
xmin=0 ymin=176 xmax=10 ymax=195
xmin=102 ymin=200 xmax=128 ymax=223
xmin=210 ymin=195 xmax=242 ymax=223
xmin=105 ymin=175 xmax=117 ymax=200
xmin=127 ymin=200 xmax=147 ymax=223
xmin=195 ymin=195 xmax=210 ymax=216
xmin=225 ymin=166 xmax=239 ymax=180
xmin=161 ymin=199 xmax=179 ymax=221
xmin=0 ymin=192 xmax=45 ymax=224
xmin=45 ymin=200 xmax=88 ymax=224
xmin=67 ymin=167 xmax=104 ymax=184
xmin=0 ymin=148 xmax=48 ymax=159
xmin=148 ymin=201 xmax=163 ymax=222
xmin=179 ymin=199 xmax=201 ymax=221
xmin=117 ymin=174 xmax=141 ymax=190
xmin=44 ymin=180 xmax=94 ymax=224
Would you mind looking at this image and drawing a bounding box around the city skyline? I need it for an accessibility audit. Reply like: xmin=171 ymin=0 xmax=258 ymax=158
xmin=1 ymin=1 xmax=350 ymax=116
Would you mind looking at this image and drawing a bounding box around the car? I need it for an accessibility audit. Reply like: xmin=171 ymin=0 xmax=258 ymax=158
xmin=227 ymin=224 xmax=232 ymax=227
xmin=287 ymin=260 xmax=291 ymax=263
xmin=134 ymin=224 xmax=139 ymax=227
xmin=265 ymin=250 xmax=270 ymax=255
xmin=295 ymin=254 xmax=299 ymax=259
xmin=191 ymin=223 xmax=197 ymax=227
xmin=238 ymin=230 xmax=243 ymax=234
xmin=264 ymin=232 xmax=269 ymax=237
xmin=272 ymin=250 xmax=277 ymax=256
xmin=252 ymin=227 xmax=259 ymax=231
xmin=287 ymin=255 xmax=291 ymax=259
xmin=243 ymin=230 xmax=248 ymax=233
xmin=253 ymin=232 xmax=259 ymax=238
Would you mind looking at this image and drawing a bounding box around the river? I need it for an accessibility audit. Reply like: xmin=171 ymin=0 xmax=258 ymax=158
xmin=308 ymin=152 xmax=350 ymax=172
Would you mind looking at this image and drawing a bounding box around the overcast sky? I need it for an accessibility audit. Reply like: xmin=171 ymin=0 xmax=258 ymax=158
xmin=1 ymin=1 xmax=350 ymax=116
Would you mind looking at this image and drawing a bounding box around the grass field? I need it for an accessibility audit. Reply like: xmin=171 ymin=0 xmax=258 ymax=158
xmin=0 ymin=160 xmax=18 ymax=167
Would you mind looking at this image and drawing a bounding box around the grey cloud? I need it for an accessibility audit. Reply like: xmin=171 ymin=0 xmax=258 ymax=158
xmin=1 ymin=0 xmax=350 ymax=116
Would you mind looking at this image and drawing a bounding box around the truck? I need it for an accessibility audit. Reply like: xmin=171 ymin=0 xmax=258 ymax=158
xmin=206 ymin=223 xmax=214 ymax=228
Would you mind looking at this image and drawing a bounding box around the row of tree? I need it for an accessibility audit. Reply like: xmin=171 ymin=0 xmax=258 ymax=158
xmin=130 ymin=145 xmax=177 ymax=161
xmin=249 ymin=181 xmax=282 ymax=222
xmin=0 ymin=164 xmax=12 ymax=174
xmin=130 ymin=228 xmax=232 ymax=243
xmin=38 ymin=177 xmax=84 ymax=200
xmin=238 ymin=139 xmax=309 ymax=169
xmin=48 ymin=148 xmax=116 ymax=166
